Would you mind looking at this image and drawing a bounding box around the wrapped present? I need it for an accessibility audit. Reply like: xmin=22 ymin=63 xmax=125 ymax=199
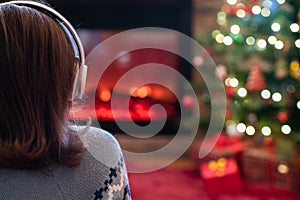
xmin=189 ymin=133 xmax=247 ymax=166
xmin=273 ymin=157 xmax=300 ymax=191
xmin=200 ymin=158 xmax=244 ymax=198
xmin=241 ymin=147 xmax=274 ymax=183
xmin=241 ymin=146 xmax=300 ymax=191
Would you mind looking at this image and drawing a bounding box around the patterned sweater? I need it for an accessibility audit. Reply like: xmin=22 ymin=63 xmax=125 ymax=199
xmin=0 ymin=126 xmax=131 ymax=200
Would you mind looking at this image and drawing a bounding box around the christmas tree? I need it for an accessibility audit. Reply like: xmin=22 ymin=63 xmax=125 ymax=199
xmin=197 ymin=0 xmax=300 ymax=147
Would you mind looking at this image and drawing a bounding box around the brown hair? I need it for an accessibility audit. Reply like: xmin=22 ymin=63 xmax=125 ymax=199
xmin=0 ymin=3 xmax=84 ymax=169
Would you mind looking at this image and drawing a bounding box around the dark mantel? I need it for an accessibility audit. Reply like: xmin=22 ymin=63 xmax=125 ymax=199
xmin=48 ymin=0 xmax=191 ymax=34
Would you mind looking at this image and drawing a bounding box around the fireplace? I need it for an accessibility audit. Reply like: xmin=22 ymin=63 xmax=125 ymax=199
xmin=49 ymin=0 xmax=192 ymax=133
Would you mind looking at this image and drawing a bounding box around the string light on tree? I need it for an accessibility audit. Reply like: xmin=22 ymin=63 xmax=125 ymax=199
xmin=290 ymin=23 xmax=300 ymax=33
xmin=225 ymin=78 xmax=231 ymax=86
xmin=237 ymin=87 xmax=247 ymax=97
xmin=237 ymin=123 xmax=247 ymax=133
xmin=229 ymin=77 xmax=239 ymax=87
xmin=272 ymin=92 xmax=282 ymax=102
xmin=212 ymin=30 xmax=221 ymax=38
xmin=261 ymin=89 xmax=271 ymax=99
xmin=261 ymin=8 xmax=271 ymax=17
xmin=246 ymin=36 xmax=255 ymax=45
xmin=297 ymin=101 xmax=300 ymax=109
xmin=198 ymin=0 xmax=300 ymax=147
xmin=295 ymin=39 xmax=300 ymax=48
xmin=216 ymin=33 xmax=225 ymax=43
xmin=252 ymin=5 xmax=261 ymax=15
xmin=261 ymin=126 xmax=272 ymax=136
xmin=227 ymin=0 xmax=237 ymax=6
xmin=217 ymin=12 xmax=227 ymax=25
xmin=268 ymin=36 xmax=277 ymax=45
xmin=281 ymin=125 xmax=291 ymax=135
xmin=256 ymin=39 xmax=267 ymax=50
xmin=274 ymin=40 xmax=284 ymax=50
xmin=231 ymin=24 xmax=241 ymax=34
xmin=223 ymin=36 xmax=234 ymax=45
xmin=246 ymin=126 xmax=256 ymax=136
xmin=271 ymin=23 xmax=281 ymax=32
xmin=276 ymin=0 xmax=285 ymax=4
xmin=237 ymin=9 xmax=246 ymax=18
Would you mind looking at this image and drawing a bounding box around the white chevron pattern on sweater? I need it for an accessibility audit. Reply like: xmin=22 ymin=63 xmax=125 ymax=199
xmin=107 ymin=170 xmax=125 ymax=200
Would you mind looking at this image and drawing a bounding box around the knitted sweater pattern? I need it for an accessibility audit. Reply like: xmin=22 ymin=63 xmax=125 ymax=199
xmin=0 ymin=126 xmax=131 ymax=200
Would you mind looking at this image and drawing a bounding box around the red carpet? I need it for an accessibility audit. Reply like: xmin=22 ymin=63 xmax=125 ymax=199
xmin=128 ymin=167 xmax=300 ymax=200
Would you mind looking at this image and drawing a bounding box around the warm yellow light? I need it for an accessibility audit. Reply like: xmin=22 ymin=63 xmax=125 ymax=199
xmin=268 ymin=36 xmax=277 ymax=45
xmin=217 ymin=12 xmax=227 ymax=26
xmin=236 ymin=3 xmax=245 ymax=7
xmin=229 ymin=78 xmax=239 ymax=87
xmin=246 ymin=126 xmax=255 ymax=136
xmin=277 ymin=163 xmax=289 ymax=174
xmin=290 ymin=60 xmax=299 ymax=71
xmin=99 ymin=89 xmax=112 ymax=102
xmin=216 ymin=34 xmax=225 ymax=43
xmin=261 ymin=8 xmax=271 ymax=17
xmin=227 ymin=0 xmax=237 ymax=5
xmin=217 ymin=19 xmax=227 ymax=26
xmin=246 ymin=37 xmax=255 ymax=45
xmin=212 ymin=30 xmax=221 ymax=38
xmin=236 ymin=9 xmax=246 ymax=18
xmin=137 ymin=86 xmax=152 ymax=98
xmin=276 ymin=0 xmax=285 ymax=4
xmin=217 ymin=12 xmax=227 ymax=21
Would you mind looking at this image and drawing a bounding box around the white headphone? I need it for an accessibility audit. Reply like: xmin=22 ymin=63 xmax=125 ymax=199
xmin=0 ymin=1 xmax=88 ymax=100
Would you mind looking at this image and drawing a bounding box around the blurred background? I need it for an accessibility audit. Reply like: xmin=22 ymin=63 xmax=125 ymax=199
xmin=49 ymin=0 xmax=300 ymax=199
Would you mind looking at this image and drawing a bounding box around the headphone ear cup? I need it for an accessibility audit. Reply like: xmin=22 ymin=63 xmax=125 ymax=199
xmin=71 ymin=64 xmax=88 ymax=100
xmin=78 ymin=64 xmax=88 ymax=99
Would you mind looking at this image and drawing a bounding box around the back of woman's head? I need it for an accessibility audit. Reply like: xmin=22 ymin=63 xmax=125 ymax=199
xmin=0 ymin=2 xmax=84 ymax=169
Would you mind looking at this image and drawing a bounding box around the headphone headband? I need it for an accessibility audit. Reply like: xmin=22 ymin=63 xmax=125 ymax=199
xmin=0 ymin=1 xmax=85 ymax=67
xmin=0 ymin=1 xmax=88 ymax=100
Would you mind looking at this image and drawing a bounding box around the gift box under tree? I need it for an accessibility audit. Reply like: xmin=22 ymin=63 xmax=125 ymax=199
xmin=189 ymin=133 xmax=247 ymax=166
xmin=199 ymin=157 xmax=244 ymax=198
xmin=189 ymin=134 xmax=246 ymax=197
xmin=241 ymin=143 xmax=300 ymax=192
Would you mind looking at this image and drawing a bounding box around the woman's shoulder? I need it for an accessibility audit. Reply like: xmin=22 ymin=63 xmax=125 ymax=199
xmin=0 ymin=126 xmax=131 ymax=200
xmin=69 ymin=125 xmax=123 ymax=168
xmin=70 ymin=125 xmax=121 ymax=149
xmin=58 ymin=126 xmax=131 ymax=199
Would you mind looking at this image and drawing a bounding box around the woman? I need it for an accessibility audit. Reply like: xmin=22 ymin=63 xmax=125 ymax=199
xmin=0 ymin=1 xmax=131 ymax=199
